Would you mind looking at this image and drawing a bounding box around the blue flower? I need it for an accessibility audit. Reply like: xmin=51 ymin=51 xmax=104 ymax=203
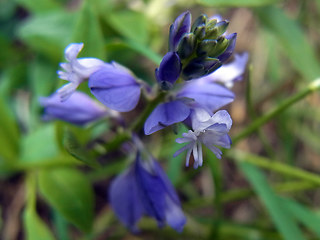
xmin=174 ymin=108 xmax=232 ymax=168
xmin=39 ymin=91 xmax=117 ymax=126
xmin=57 ymin=43 xmax=107 ymax=101
xmin=109 ymin=153 xmax=186 ymax=232
xmin=169 ymin=11 xmax=192 ymax=52
xmin=155 ymin=52 xmax=182 ymax=89
xmin=88 ymin=62 xmax=141 ymax=112
xmin=144 ymin=80 xmax=234 ymax=135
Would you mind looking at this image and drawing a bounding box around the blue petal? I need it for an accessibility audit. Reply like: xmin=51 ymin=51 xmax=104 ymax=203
xmin=144 ymin=100 xmax=191 ymax=135
xmin=89 ymin=66 xmax=141 ymax=112
xmin=151 ymin=160 xmax=187 ymax=231
xmin=164 ymin=196 xmax=187 ymax=232
xmin=177 ymin=81 xmax=234 ymax=112
xmin=135 ymin=156 xmax=186 ymax=231
xmin=134 ymin=158 xmax=167 ymax=225
xmin=156 ymin=52 xmax=182 ymax=85
xmin=39 ymin=91 xmax=107 ymax=125
xmin=169 ymin=11 xmax=192 ymax=51
xmin=218 ymin=33 xmax=237 ymax=63
xmin=109 ymin=167 xmax=145 ymax=232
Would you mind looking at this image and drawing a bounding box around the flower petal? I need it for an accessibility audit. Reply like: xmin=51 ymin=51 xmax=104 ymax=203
xmin=89 ymin=65 xmax=141 ymax=112
xmin=156 ymin=52 xmax=182 ymax=86
xmin=144 ymin=100 xmax=191 ymax=135
xmin=200 ymin=52 xmax=249 ymax=88
xmin=177 ymin=81 xmax=234 ymax=112
xmin=109 ymin=167 xmax=145 ymax=232
xmin=39 ymin=91 xmax=108 ymax=126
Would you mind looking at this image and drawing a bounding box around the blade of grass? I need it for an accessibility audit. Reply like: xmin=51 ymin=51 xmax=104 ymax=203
xmin=239 ymin=162 xmax=306 ymax=240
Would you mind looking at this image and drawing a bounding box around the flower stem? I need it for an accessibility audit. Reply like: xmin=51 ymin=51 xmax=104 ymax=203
xmin=207 ymin=150 xmax=223 ymax=239
xmin=228 ymin=149 xmax=320 ymax=185
xmin=233 ymin=78 xmax=320 ymax=144
xmin=129 ymin=91 xmax=166 ymax=132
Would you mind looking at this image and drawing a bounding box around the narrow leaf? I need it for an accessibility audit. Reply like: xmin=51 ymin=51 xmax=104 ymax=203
xmin=107 ymin=10 xmax=149 ymax=44
xmin=72 ymin=1 xmax=105 ymax=59
xmin=239 ymin=162 xmax=306 ymax=240
xmin=63 ymin=129 xmax=100 ymax=168
xmin=38 ymin=168 xmax=94 ymax=232
xmin=280 ymin=197 xmax=320 ymax=238
xmin=255 ymin=6 xmax=320 ymax=80
xmin=24 ymin=209 xmax=56 ymax=240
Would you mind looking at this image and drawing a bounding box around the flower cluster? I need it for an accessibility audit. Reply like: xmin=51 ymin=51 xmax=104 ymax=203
xmin=40 ymin=11 xmax=248 ymax=233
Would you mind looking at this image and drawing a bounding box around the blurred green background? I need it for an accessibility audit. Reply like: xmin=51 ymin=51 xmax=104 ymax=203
xmin=1 ymin=0 xmax=320 ymax=239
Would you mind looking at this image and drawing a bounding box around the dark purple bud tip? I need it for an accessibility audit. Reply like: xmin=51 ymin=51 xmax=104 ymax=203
xmin=218 ymin=33 xmax=237 ymax=63
xmin=156 ymin=52 xmax=182 ymax=85
xmin=169 ymin=11 xmax=192 ymax=51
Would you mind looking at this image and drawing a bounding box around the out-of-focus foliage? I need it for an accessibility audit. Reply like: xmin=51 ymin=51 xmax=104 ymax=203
xmin=0 ymin=0 xmax=320 ymax=239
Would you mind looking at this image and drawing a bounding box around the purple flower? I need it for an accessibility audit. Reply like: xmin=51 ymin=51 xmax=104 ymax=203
xmin=217 ymin=33 xmax=237 ymax=63
xmin=174 ymin=108 xmax=232 ymax=168
xmin=144 ymin=80 xmax=234 ymax=135
xmin=57 ymin=43 xmax=107 ymax=101
xmin=177 ymin=80 xmax=234 ymax=112
xmin=109 ymin=153 xmax=186 ymax=232
xmin=89 ymin=62 xmax=141 ymax=112
xmin=39 ymin=91 xmax=116 ymax=126
xmin=155 ymin=52 xmax=182 ymax=89
xmin=169 ymin=11 xmax=191 ymax=52
xmin=198 ymin=52 xmax=249 ymax=88
xmin=144 ymin=100 xmax=191 ymax=135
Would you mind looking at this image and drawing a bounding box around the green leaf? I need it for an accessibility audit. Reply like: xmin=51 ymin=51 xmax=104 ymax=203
xmin=255 ymin=6 xmax=320 ymax=80
xmin=24 ymin=173 xmax=55 ymax=240
xmin=24 ymin=208 xmax=56 ymax=240
xmin=280 ymin=197 xmax=320 ymax=238
xmin=72 ymin=1 xmax=105 ymax=59
xmin=17 ymin=11 xmax=76 ymax=61
xmin=239 ymin=162 xmax=306 ymax=240
xmin=29 ymin=58 xmax=57 ymax=98
xmin=105 ymin=40 xmax=162 ymax=65
xmin=63 ymin=129 xmax=100 ymax=168
xmin=20 ymin=124 xmax=59 ymax=163
xmin=197 ymin=0 xmax=279 ymax=7
xmin=107 ymin=10 xmax=149 ymax=44
xmin=38 ymin=168 xmax=94 ymax=232
xmin=15 ymin=0 xmax=61 ymax=13
xmin=0 ymin=97 xmax=20 ymax=162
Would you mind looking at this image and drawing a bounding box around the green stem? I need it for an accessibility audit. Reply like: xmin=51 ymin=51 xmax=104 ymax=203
xmin=233 ymin=78 xmax=320 ymax=144
xmin=228 ymin=149 xmax=320 ymax=185
xmin=184 ymin=180 xmax=317 ymax=209
xmin=25 ymin=173 xmax=37 ymax=210
xmin=207 ymin=152 xmax=223 ymax=239
xmin=129 ymin=91 xmax=166 ymax=132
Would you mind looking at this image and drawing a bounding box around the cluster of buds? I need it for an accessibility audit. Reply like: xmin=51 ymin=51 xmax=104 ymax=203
xmin=156 ymin=11 xmax=237 ymax=89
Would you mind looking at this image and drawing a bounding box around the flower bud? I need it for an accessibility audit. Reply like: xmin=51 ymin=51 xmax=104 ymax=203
xmin=156 ymin=52 xmax=182 ymax=89
xmin=205 ymin=20 xmax=229 ymax=39
xmin=169 ymin=11 xmax=191 ymax=51
xmin=177 ymin=33 xmax=196 ymax=59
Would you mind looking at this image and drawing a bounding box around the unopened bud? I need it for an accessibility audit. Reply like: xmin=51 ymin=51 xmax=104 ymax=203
xmin=205 ymin=21 xmax=229 ymax=39
xmin=177 ymin=33 xmax=196 ymax=59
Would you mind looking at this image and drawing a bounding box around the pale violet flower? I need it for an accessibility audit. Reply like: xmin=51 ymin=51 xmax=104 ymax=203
xmin=57 ymin=43 xmax=107 ymax=101
xmin=174 ymin=108 xmax=232 ymax=168
xmin=198 ymin=52 xmax=249 ymax=88
xmin=39 ymin=91 xmax=119 ymax=126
